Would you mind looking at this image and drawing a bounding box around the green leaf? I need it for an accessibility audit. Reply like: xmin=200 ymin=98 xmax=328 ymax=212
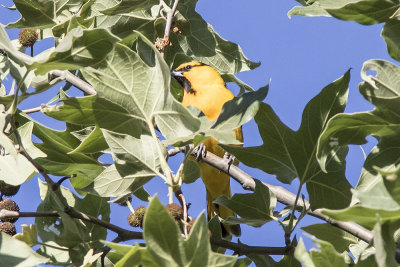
xmin=86 ymin=164 xmax=149 ymax=197
xmin=102 ymin=130 xmax=163 ymax=186
xmin=163 ymin=84 xmax=268 ymax=146
xmin=0 ymin=105 xmax=16 ymax=157
xmin=214 ymin=180 xmax=276 ymax=227
xmin=167 ymin=0 xmax=260 ymax=74
xmin=322 ymin=205 xmax=400 ymax=230
xmin=143 ymin=196 xmax=185 ymax=266
xmin=288 ymin=0 xmax=400 ymax=25
xmin=310 ymin=240 xmax=347 ymax=267
xmin=0 ymin=154 xmax=36 ymax=186
xmin=233 ymin=257 xmax=252 ymax=267
xmin=317 ymin=60 xmax=400 ymax=171
xmin=0 ymin=232 xmax=48 ymax=266
xmin=68 ymin=126 xmax=108 ymax=154
xmin=103 ymin=242 xmax=157 ymax=267
xmin=0 ymin=26 xmax=33 ymax=66
xmin=288 ymin=2 xmax=331 ymax=18
xmin=221 ymin=74 xmax=254 ymax=92
xmin=37 ymin=241 xmax=70 ymax=266
xmin=36 ymin=180 xmax=109 ymax=252
xmin=382 ymin=18 xmax=400 ymax=61
xmin=101 ymin=0 xmax=159 ymax=15
xmin=29 ymin=28 xmax=119 ymax=75
xmin=17 ymin=113 xmax=104 ymax=189
xmin=373 ymin=220 xmax=399 ymax=267
xmin=14 ymin=224 xmax=38 ymax=247
xmin=143 ymin=196 xmax=236 ymax=266
xmin=381 ymin=166 xmax=400 ymax=206
xmin=294 ymin=238 xmax=315 ymax=267
xmin=8 ymin=0 xmax=89 ymax=29
xmin=301 ymin=223 xmax=358 ymax=253
xmin=326 ymin=1 xmax=400 ymax=25
xmin=43 ymin=95 xmax=148 ymax=137
xmin=184 ymin=213 xmax=211 ymax=266
xmin=6 ymin=0 xmax=55 ymax=28
xmin=224 ymin=71 xmax=352 ymax=209
xmin=18 ymin=122 xmax=46 ymax=158
xmin=0 ymin=113 xmax=37 ymax=187
xmin=182 ymin=159 xmax=200 ymax=184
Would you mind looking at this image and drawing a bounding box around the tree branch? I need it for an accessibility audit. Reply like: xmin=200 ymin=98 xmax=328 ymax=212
xmin=0 ymin=47 xmax=95 ymax=95
xmin=168 ymin=146 xmax=374 ymax=244
xmin=50 ymin=70 xmax=96 ymax=95
xmin=164 ymin=0 xmax=180 ymax=39
xmin=159 ymin=0 xmax=180 ymax=57
xmin=0 ymin=210 xmax=59 ymax=219
xmin=211 ymin=239 xmax=292 ymax=256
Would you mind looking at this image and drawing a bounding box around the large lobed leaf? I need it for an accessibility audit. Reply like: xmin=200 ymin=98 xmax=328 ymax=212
xmin=317 ymin=60 xmax=400 ymax=175
xmin=223 ymin=70 xmax=352 ymax=210
xmin=288 ymin=0 xmax=400 ymax=61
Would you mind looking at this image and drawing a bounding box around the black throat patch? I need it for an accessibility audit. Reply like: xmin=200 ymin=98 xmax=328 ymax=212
xmin=174 ymin=75 xmax=196 ymax=95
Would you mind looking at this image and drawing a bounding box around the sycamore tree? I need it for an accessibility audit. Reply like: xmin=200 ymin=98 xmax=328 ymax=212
xmin=0 ymin=0 xmax=399 ymax=266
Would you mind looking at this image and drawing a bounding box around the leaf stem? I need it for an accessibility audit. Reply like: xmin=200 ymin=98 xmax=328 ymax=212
xmin=9 ymin=70 xmax=30 ymax=115
xmin=148 ymin=118 xmax=175 ymax=203
xmin=37 ymin=242 xmax=69 ymax=251
xmin=286 ymin=183 xmax=303 ymax=246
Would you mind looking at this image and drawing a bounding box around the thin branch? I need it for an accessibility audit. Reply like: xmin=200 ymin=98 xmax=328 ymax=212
xmin=160 ymin=0 xmax=180 ymax=57
xmin=164 ymin=0 xmax=180 ymax=38
xmin=0 ymin=47 xmax=95 ymax=95
xmin=175 ymin=189 xmax=188 ymax=237
xmin=50 ymin=70 xmax=96 ymax=95
xmin=22 ymin=104 xmax=46 ymax=114
xmin=0 ymin=210 xmax=59 ymax=219
xmin=167 ymin=146 xmax=374 ymax=244
xmin=211 ymin=239 xmax=292 ymax=256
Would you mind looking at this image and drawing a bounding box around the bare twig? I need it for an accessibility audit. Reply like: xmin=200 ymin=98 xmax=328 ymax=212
xmin=159 ymin=0 xmax=180 ymax=57
xmin=0 ymin=210 xmax=59 ymax=219
xmin=211 ymin=239 xmax=292 ymax=256
xmin=175 ymin=189 xmax=188 ymax=237
xmin=50 ymin=70 xmax=96 ymax=95
xmin=167 ymin=146 xmax=374 ymax=244
xmin=0 ymin=47 xmax=95 ymax=95
xmin=22 ymin=104 xmax=46 ymax=114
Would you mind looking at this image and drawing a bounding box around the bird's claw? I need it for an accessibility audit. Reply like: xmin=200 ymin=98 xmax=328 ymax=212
xmin=194 ymin=144 xmax=207 ymax=161
xmin=223 ymin=152 xmax=235 ymax=172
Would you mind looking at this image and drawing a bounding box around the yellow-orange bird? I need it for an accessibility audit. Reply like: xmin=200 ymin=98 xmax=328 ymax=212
xmin=171 ymin=61 xmax=241 ymax=236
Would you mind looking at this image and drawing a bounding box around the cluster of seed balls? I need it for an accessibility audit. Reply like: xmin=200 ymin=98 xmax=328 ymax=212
xmin=121 ymin=196 xmax=196 ymax=233
xmin=0 ymin=181 xmax=21 ymax=236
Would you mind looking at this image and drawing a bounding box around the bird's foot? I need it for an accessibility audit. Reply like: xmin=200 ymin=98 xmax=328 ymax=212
xmin=223 ymin=152 xmax=235 ymax=172
xmin=194 ymin=143 xmax=207 ymax=161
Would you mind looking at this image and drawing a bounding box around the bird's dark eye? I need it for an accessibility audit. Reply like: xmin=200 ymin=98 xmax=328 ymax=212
xmin=185 ymin=65 xmax=192 ymax=70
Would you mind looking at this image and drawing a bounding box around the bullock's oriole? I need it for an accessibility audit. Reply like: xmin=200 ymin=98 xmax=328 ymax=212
xmin=171 ymin=62 xmax=242 ymax=236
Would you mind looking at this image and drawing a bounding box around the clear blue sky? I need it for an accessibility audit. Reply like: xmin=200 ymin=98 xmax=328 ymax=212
xmin=0 ymin=0 xmax=395 ymax=263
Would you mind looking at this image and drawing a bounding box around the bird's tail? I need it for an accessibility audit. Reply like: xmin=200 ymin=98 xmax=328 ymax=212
xmin=206 ymin=187 xmax=241 ymax=237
